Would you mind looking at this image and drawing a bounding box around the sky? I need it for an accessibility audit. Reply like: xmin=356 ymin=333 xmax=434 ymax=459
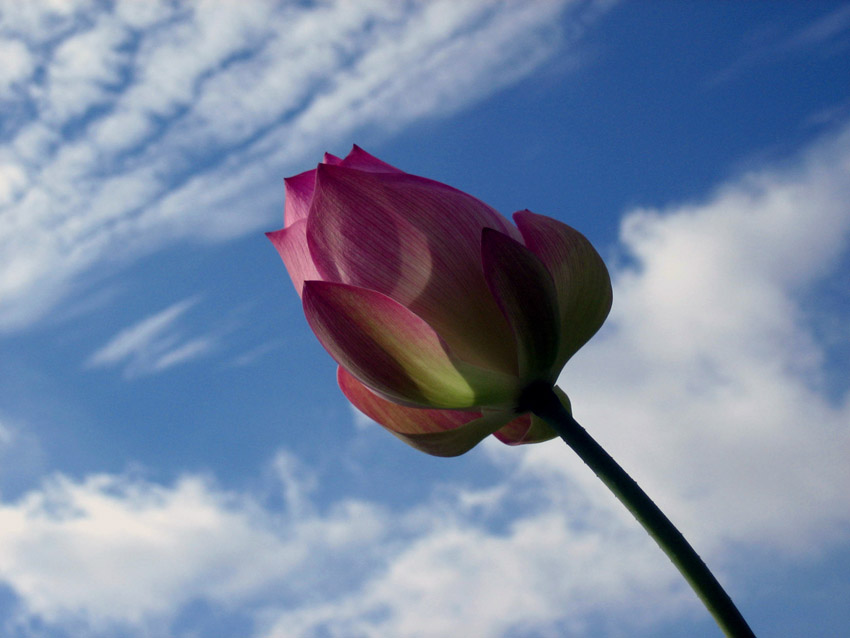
xmin=0 ymin=1 xmax=849 ymax=636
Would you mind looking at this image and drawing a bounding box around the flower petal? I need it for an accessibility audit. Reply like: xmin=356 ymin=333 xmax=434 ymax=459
xmin=322 ymin=152 xmax=343 ymax=165
xmin=339 ymin=145 xmax=404 ymax=173
xmin=481 ymin=228 xmax=560 ymax=380
xmin=339 ymin=367 xmax=514 ymax=457
xmin=283 ymin=168 xmax=317 ymax=227
xmin=303 ymin=281 xmax=520 ymax=409
xmin=514 ymin=211 xmax=612 ymax=368
xmin=493 ymin=387 xmax=569 ymax=445
xmin=265 ymin=219 xmax=321 ymax=296
xmin=307 ymin=164 xmax=521 ymax=373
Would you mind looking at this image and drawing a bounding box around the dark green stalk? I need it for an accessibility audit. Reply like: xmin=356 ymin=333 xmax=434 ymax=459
xmin=522 ymin=383 xmax=755 ymax=637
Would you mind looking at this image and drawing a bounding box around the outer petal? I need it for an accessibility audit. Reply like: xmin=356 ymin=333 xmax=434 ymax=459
xmin=265 ymin=220 xmax=321 ymax=296
xmin=514 ymin=211 xmax=612 ymax=369
xmin=282 ymin=151 xmax=349 ymax=228
xmin=481 ymin=228 xmax=560 ymax=381
xmin=339 ymin=368 xmax=514 ymax=457
xmin=322 ymin=152 xmax=343 ymax=165
xmin=339 ymin=145 xmax=404 ymax=173
xmin=303 ymin=281 xmax=520 ymax=409
xmin=283 ymin=169 xmax=316 ymax=227
xmin=307 ymin=164 xmax=521 ymax=373
xmin=493 ymin=386 xmax=570 ymax=445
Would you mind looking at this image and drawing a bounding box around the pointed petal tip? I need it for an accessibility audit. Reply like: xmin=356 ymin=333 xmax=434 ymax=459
xmin=340 ymin=146 xmax=404 ymax=173
xmin=512 ymin=209 xmax=541 ymax=225
xmin=284 ymin=167 xmax=314 ymax=187
xmin=313 ymin=161 xmax=335 ymax=178
xmin=265 ymin=228 xmax=284 ymax=244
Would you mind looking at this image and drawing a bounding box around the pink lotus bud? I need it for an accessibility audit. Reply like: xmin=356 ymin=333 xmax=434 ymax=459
xmin=268 ymin=146 xmax=611 ymax=456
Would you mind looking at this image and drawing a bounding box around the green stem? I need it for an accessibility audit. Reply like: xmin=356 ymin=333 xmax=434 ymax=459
xmin=524 ymin=383 xmax=755 ymax=637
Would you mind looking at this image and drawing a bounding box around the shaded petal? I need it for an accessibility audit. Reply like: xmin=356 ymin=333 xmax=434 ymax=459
xmin=493 ymin=387 xmax=570 ymax=445
xmin=482 ymin=228 xmax=560 ymax=380
xmin=307 ymin=164 xmax=521 ymax=373
xmin=514 ymin=211 xmax=612 ymax=369
xmin=303 ymin=281 xmax=520 ymax=409
xmin=283 ymin=168 xmax=317 ymax=227
xmin=339 ymin=145 xmax=404 ymax=173
xmin=265 ymin=219 xmax=321 ymax=296
xmin=493 ymin=415 xmax=557 ymax=446
xmin=339 ymin=367 xmax=514 ymax=457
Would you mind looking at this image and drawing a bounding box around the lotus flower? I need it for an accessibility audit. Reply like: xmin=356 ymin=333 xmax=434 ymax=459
xmin=267 ymin=146 xmax=611 ymax=456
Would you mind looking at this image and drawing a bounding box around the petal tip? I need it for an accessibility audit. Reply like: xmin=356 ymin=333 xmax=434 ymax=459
xmin=265 ymin=228 xmax=284 ymax=245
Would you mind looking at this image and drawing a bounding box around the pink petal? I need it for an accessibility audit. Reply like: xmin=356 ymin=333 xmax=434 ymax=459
xmin=306 ymin=164 xmax=521 ymax=374
xmin=283 ymin=169 xmax=317 ymax=227
xmin=481 ymin=228 xmax=560 ymax=380
xmin=514 ymin=211 xmax=612 ymax=369
xmin=303 ymin=281 xmax=520 ymax=409
xmin=265 ymin=219 xmax=321 ymax=296
xmin=339 ymin=145 xmax=404 ymax=173
xmin=322 ymin=152 xmax=343 ymax=165
xmin=282 ymin=152 xmax=348 ymax=228
xmin=339 ymin=367 xmax=513 ymax=457
xmin=493 ymin=387 xmax=569 ymax=445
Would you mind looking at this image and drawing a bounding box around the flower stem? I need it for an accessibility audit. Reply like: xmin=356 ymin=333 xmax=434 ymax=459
xmin=525 ymin=383 xmax=755 ymax=637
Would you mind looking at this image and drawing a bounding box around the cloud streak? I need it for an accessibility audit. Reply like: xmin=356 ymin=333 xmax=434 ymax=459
xmin=86 ymin=296 xmax=214 ymax=378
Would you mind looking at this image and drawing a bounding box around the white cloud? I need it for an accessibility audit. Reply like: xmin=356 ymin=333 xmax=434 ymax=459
xmin=259 ymin=507 xmax=679 ymax=638
xmin=0 ymin=447 xmax=687 ymax=638
xmin=0 ymin=418 xmax=13 ymax=448
xmin=0 ymin=162 xmax=27 ymax=206
xmin=0 ymin=37 xmax=33 ymax=94
xmin=548 ymin=120 xmax=850 ymax=556
xmin=0 ymin=0 xmax=607 ymax=333
xmin=0 ymin=455 xmax=388 ymax=632
xmin=230 ymin=340 xmax=286 ymax=368
xmin=86 ymin=296 xmax=215 ymax=378
xmin=42 ymin=16 xmax=130 ymax=125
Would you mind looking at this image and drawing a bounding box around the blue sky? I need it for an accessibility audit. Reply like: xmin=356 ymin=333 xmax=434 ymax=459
xmin=1 ymin=1 xmax=849 ymax=636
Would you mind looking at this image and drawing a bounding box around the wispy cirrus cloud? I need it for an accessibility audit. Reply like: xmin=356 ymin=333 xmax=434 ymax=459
xmin=0 ymin=0 xmax=610 ymax=333
xmin=707 ymin=4 xmax=850 ymax=87
xmin=788 ymin=3 xmax=850 ymax=50
xmin=86 ymin=296 xmax=214 ymax=378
